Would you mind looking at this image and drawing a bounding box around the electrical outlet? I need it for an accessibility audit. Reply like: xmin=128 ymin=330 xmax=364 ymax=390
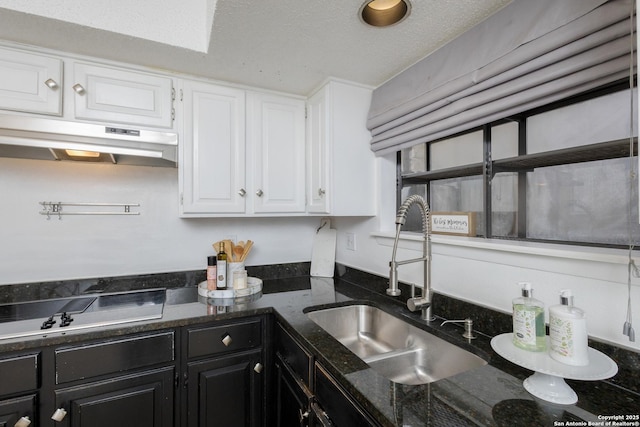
xmin=346 ymin=232 xmax=356 ymax=251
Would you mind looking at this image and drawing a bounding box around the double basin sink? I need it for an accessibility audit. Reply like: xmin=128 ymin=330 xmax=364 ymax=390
xmin=306 ymin=303 xmax=487 ymax=385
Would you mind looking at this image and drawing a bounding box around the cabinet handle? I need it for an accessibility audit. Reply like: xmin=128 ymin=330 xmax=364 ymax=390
xmin=253 ymin=362 xmax=263 ymax=373
xmin=298 ymin=409 xmax=309 ymax=426
xmin=72 ymin=83 xmax=86 ymax=95
xmin=256 ymin=189 xmax=264 ymax=197
xmin=238 ymin=188 xmax=246 ymax=197
xmin=311 ymin=402 xmax=332 ymax=427
xmin=44 ymin=78 xmax=59 ymax=90
xmin=221 ymin=333 xmax=233 ymax=347
xmin=318 ymin=188 xmax=326 ymax=196
xmin=14 ymin=416 xmax=31 ymax=427
xmin=51 ymin=408 xmax=67 ymax=422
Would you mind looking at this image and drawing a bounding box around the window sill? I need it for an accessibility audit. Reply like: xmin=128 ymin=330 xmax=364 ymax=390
xmin=371 ymin=231 xmax=633 ymax=266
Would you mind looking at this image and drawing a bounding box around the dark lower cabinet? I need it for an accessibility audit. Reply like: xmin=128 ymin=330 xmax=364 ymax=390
xmin=314 ymin=363 xmax=379 ymax=427
xmin=54 ymin=367 xmax=175 ymax=427
xmin=186 ymin=349 xmax=263 ymax=427
xmin=273 ymin=322 xmax=378 ymax=427
xmin=274 ymin=354 xmax=313 ymax=427
xmin=183 ymin=316 xmax=266 ymax=427
xmin=0 ymin=394 xmax=37 ymax=427
xmin=0 ymin=352 xmax=39 ymax=426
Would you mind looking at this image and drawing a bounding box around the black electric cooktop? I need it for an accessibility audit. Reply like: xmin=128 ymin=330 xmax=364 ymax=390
xmin=0 ymin=289 xmax=166 ymax=340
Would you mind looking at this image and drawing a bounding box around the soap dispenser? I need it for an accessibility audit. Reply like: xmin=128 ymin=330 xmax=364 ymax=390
xmin=512 ymin=282 xmax=546 ymax=351
xmin=549 ymin=289 xmax=589 ymax=366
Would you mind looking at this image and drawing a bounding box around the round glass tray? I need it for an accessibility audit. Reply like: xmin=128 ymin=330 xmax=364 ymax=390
xmin=491 ymin=333 xmax=618 ymax=405
xmin=198 ymin=277 xmax=262 ymax=299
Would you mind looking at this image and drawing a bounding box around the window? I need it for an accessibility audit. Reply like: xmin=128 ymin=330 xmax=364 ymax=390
xmin=399 ymin=81 xmax=640 ymax=248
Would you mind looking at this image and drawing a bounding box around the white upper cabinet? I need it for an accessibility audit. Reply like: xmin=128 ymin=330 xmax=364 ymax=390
xmin=247 ymin=91 xmax=306 ymax=214
xmin=307 ymin=80 xmax=377 ymax=216
xmin=179 ymin=81 xmax=306 ymax=217
xmin=0 ymin=44 xmax=176 ymax=131
xmin=0 ymin=46 xmax=62 ymax=115
xmin=71 ymin=62 xmax=175 ymax=129
xmin=180 ymin=80 xmax=246 ymax=215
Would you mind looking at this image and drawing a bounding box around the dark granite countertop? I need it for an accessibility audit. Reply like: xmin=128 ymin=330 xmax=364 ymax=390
xmin=0 ymin=266 xmax=638 ymax=426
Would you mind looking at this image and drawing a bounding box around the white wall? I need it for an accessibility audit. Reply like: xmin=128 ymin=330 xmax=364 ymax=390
xmin=334 ymin=154 xmax=640 ymax=352
xmin=0 ymin=157 xmax=319 ymax=285
xmin=2 ymin=152 xmax=639 ymax=352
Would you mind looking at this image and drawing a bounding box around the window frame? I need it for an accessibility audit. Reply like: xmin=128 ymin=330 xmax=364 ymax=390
xmin=397 ymin=79 xmax=638 ymax=249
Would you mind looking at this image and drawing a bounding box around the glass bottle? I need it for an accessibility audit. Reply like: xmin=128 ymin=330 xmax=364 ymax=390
xmin=216 ymin=242 xmax=228 ymax=289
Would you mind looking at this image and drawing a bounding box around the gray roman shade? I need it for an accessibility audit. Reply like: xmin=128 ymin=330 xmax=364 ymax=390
xmin=368 ymin=0 xmax=636 ymax=155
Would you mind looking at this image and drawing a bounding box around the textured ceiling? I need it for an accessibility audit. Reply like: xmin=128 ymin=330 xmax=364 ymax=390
xmin=0 ymin=0 xmax=511 ymax=95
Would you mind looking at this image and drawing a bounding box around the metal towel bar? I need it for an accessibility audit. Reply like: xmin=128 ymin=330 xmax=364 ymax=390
xmin=39 ymin=202 xmax=140 ymax=219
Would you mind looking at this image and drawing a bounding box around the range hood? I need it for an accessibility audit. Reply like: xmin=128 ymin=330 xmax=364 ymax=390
xmin=0 ymin=115 xmax=178 ymax=167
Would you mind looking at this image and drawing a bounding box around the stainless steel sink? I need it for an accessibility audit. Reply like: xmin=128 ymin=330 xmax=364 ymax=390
xmin=306 ymin=304 xmax=487 ymax=385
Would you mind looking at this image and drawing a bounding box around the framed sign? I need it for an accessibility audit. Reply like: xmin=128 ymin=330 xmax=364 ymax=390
xmin=431 ymin=212 xmax=476 ymax=236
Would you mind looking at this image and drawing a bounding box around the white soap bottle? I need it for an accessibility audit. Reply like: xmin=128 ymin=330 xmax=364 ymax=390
xmin=512 ymin=282 xmax=546 ymax=351
xmin=549 ymin=289 xmax=589 ymax=366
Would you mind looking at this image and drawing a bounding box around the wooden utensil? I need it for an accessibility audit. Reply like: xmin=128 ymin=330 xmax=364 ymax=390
xmin=233 ymin=245 xmax=244 ymax=262
xmin=241 ymin=240 xmax=253 ymax=262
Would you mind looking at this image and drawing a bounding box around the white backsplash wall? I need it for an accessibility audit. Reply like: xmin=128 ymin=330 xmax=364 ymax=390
xmin=334 ymin=154 xmax=640 ymax=351
xmin=0 ymin=157 xmax=319 ymax=285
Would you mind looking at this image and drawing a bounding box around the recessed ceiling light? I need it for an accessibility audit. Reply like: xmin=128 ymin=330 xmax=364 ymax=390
xmin=360 ymin=0 xmax=411 ymax=27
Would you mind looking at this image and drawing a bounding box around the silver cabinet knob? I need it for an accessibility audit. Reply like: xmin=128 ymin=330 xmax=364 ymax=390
xmin=256 ymin=189 xmax=263 ymax=197
xmin=253 ymin=362 xmax=263 ymax=373
xmin=221 ymin=334 xmax=232 ymax=347
xmin=44 ymin=78 xmax=59 ymax=90
xmin=318 ymin=188 xmax=326 ymax=196
xmin=72 ymin=84 xmax=86 ymax=95
xmin=238 ymin=188 xmax=246 ymax=197
xmin=51 ymin=408 xmax=67 ymax=422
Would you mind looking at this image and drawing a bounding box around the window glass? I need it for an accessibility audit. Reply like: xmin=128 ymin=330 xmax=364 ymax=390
xmin=528 ymin=89 xmax=637 ymax=154
xmin=491 ymin=172 xmax=518 ymax=237
xmin=526 ymin=157 xmax=640 ymax=245
xmin=430 ymin=176 xmax=485 ymax=236
xmin=492 ymin=122 xmax=519 ymax=160
xmin=430 ymin=130 xmax=483 ymax=170
xmin=400 ymin=184 xmax=428 ymax=232
xmin=401 ymin=144 xmax=426 ymax=174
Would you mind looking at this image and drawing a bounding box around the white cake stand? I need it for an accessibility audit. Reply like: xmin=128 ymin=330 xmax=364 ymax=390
xmin=491 ymin=333 xmax=618 ymax=405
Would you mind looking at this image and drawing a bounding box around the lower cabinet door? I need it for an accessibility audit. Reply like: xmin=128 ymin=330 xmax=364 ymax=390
xmin=187 ymin=349 xmax=263 ymax=427
xmin=274 ymin=355 xmax=313 ymax=427
xmin=54 ymin=367 xmax=174 ymax=427
xmin=0 ymin=394 xmax=37 ymax=427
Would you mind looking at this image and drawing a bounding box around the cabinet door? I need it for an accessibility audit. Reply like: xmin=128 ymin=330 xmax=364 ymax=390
xmin=186 ymin=350 xmax=263 ymax=427
xmin=248 ymin=92 xmax=306 ymax=213
xmin=0 ymin=47 xmax=62 ymax=115
xmin=0 ymin=394 xmax=37 ymax=427
xmin=306 ymin=88 xmax=329 ymax=214
xmin=306 ymin=81 xmax=376 ymax=216
xmin=274 ymin=356 xmax=312 ymax=427
xmin=181 ymin=80 xmax=246 ymax=215
xmin=72 ymin=62 xmax=174 ymax=128
xmin=54 ymin=367 xmax=174 ymax=427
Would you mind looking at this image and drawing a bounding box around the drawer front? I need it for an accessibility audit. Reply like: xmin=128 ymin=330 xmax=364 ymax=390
xmin=314 ymin=363 xmax=379 ymax=427
xmin=0 ymin=353 xmax=39 ymax=396
xmin=55 ymin=331 xmax=174 ymax=384
xmin=275 ymin=322 xmax=312 ymax=386
xmin=187 ymin=317 xmax=262 ymax=359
